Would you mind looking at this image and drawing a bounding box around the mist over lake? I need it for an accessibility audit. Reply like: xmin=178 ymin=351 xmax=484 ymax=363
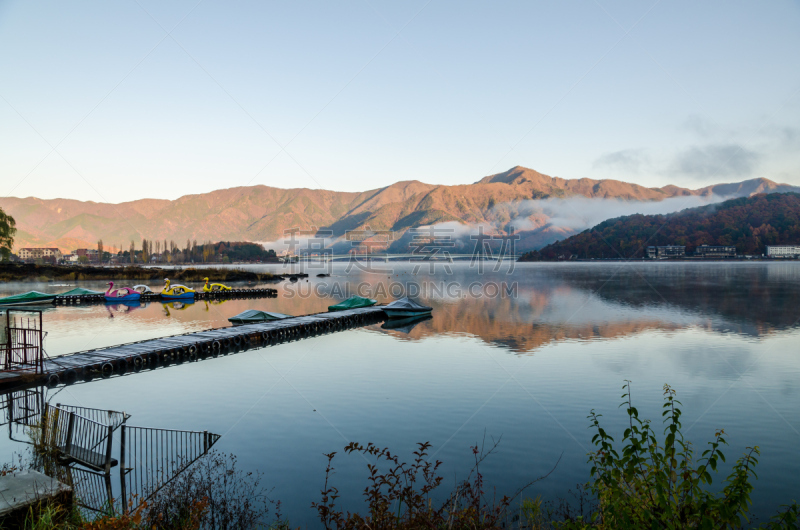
xmin=1 ymin=261 xmax=798 ymax=527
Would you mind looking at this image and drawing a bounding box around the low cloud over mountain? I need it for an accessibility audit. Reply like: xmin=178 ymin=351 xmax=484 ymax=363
xmin=2 ymin=166 xmax=798 ymax=254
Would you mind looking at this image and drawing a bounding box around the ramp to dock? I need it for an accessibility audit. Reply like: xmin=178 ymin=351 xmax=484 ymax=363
xmin=41 ymin=307 xmax=386 ymax=386
xmin=0 ymin=470 xmax=71 ymax=518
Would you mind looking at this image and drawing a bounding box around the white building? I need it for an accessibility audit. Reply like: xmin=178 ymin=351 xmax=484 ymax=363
xmin=18 ymin=247 xmax=63 ymax=262
xmin=766 ymin=245 xmax=800 ymax=258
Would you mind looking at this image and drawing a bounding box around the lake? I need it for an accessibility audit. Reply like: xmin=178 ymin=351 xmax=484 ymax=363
xmin=1 ymin=261 xmax=799 ymax=526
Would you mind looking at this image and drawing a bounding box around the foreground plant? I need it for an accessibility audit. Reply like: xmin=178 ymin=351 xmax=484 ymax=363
xmin=138 ymin=451 xmax=279 ymax=530
xmin=313 ymin=438 xmax=557 ymax=530
xmin=567 ymin=381 xmax=799 ymax=529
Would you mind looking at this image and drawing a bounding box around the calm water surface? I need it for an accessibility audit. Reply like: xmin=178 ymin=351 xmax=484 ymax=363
xmin=1 ymin=262 xmax=799 ymax=526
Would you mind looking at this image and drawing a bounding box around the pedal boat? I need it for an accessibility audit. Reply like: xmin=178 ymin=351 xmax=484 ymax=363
xmin=104 ymin=282 xmax=142 ymax=302
xmin=202 ymin=277 xmax=232 ymax=292
xmin=161 ymin=278 xmax=196 ymax=300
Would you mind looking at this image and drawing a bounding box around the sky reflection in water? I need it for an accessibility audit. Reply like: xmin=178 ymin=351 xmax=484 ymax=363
xmin=1 ymin=262 xmax=799 ymax=526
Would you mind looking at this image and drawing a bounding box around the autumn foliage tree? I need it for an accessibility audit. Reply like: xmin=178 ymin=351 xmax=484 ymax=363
xmin=0 ymin=206 xmax=16 ymax=260
xmin=522 ymin=193 xmax=800 ymax=261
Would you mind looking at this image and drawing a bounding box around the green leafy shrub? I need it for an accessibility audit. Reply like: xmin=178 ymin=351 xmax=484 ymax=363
xmin=559 ymin=381 xmax=799 ymax=529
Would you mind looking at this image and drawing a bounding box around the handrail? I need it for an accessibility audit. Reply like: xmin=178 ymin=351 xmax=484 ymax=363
xmin=2 ymin=309 xmax=43 ymax=374
xmin=43 ymin=404 xmax=121 ymax=472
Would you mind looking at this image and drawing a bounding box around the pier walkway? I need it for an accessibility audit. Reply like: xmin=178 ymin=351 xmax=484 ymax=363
xmin=40 ymin=307 xmax=386 ymax=387
xmin=53 ymin=287 xmax=277 ymax=305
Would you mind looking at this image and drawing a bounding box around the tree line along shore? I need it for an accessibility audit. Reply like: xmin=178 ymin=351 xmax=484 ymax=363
xmin=0 ymin=262 xmax=280 ymax=283
xmin=520 ymin=192 xmax=800 ymax=261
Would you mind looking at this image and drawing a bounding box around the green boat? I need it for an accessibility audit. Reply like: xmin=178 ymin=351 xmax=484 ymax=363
xmin=328 ymin=296 xmax=377 ymax=312
xmin=57 ymin=287 xmax=103 ymax=297
xmin=228 ymin=310 xmax=292 ymax=325
xmin=0 ymin=291 xmax=57 ymax=306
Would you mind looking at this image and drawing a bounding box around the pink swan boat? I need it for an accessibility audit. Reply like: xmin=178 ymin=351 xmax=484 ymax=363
xmin=104 ymin=281 xmax=142 ymax=302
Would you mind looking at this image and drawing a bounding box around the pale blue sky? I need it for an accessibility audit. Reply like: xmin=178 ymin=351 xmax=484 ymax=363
xmin=1 ymin=0 xmax=799 ymax=202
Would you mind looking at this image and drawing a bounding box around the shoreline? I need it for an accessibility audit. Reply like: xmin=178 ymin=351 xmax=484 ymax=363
xmin=0 ymin=262 xmax=283 ymax=283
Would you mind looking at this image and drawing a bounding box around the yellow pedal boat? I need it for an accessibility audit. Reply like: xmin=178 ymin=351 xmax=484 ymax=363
xmin=202 ymin=277 xmax=232 ymax=292
xmin=161 ymin=278 xmax=196 ymax=299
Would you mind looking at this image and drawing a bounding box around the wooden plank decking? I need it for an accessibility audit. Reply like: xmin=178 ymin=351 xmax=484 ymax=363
xmin=39 ymin=307 xmax=386 ymax=386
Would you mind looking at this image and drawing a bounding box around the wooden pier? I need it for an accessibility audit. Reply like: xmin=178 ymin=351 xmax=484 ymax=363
xmin=39 ymin=307 xmax=386 ymax=387
xmin=53 ymin=287 xmax=277 ymax=305
xmin=0 ymin=470 xmax=72 ymax=519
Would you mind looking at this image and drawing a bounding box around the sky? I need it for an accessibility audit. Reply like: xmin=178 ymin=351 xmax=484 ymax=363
xmin=1 ymin=0 xmax=799 ymax=203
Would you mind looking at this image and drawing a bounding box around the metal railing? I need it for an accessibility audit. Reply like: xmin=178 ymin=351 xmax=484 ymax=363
xmin=121 ymin=425 xmax=221 ymax=510
xmin=32 ymin=455 xmax=116 ymax=514
xmin=1 ymin=310 xmax=44 ymax=373
xmin=68 ymin=466 xmax=115 ymax=513
xmin=24 ymin=400 xmax=222 ymax=515
xmin=43 ymin=404 xmax=123 ymax=472
xmin=0 ymin=388 xmax=44 ymax=427
xmin=55 ymin=404 xmax=130 ymax=431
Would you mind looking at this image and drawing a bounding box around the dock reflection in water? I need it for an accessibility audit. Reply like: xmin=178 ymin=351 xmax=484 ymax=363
xmin=1 ymin=263 xmax=799 ymax=525
xmin=0 ymin=387 xmax=221 ymax=516
xmin=3 ymin=263 xmax=795 ymax=359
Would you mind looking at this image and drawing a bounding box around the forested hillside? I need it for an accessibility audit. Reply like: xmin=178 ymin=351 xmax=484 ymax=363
xmin=519 ymin=193 xmax=800 ymax=260
xmin=3 ymin=166 xmax=797 ymax=253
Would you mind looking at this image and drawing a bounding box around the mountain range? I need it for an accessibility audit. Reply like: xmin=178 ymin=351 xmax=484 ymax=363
xmin=2 ymin=166 xmax=798 ymax=254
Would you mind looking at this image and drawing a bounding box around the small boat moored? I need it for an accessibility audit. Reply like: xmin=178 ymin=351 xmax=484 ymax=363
xmin=328 ymin=296 xmax=377 ymax=312
xmin=0 ymin=291 xmax=57 ymax=306
xmin=161 ymin=278 xmax=196 ymax=300
xmin=382 ymin=297 xmax=433 ymax=319
xmin=228 ymin=309 xmax=292 ymax=325
xmin=104 ymin=282 xmax=141 ymax=302
xmin=132 ymin=284 xmax=154 ymax=294
xmin=58 ymin=287 xmax=103 ymax=297
xmin=203 ymin=277 xmax=232 ymax=292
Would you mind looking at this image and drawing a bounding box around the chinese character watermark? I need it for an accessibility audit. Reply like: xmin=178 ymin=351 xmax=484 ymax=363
xmin=409 ymin=226 xmax=454 ymax=274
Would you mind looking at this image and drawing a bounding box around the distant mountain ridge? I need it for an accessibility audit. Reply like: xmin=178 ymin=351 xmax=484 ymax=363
xmin=1 ymin=166 xmax=798 ymax=253
xmin=520 ymin=192 xmax=800 ymax=261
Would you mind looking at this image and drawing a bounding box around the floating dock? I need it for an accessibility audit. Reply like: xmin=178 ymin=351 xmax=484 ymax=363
xmin=53 ymin=287 xmax=277 ymax=305
xmin=38 ymin=307 xmax=386 ymax=387
xmin=0 ymin=470 xmax=72 ymax=519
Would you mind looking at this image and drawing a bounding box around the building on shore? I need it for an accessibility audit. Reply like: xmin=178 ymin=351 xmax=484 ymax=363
xmin=646 ymin=246 xmax=686 ymax=259
xmin=694 ymin=245 xmax=736 ymax=258
xmin=766 ymin=245 xmax=800 ymax=258
xmin=75 ymin=248 xmax=99 ymax=262
xmin=17 ymin=248 xmax=63 ymax=263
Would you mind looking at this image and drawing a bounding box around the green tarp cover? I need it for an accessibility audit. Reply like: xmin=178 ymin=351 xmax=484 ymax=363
xmin=228 ymin=310 xmax=292 ymax=323
xmin=0 ymin=291 xmax=56 ymax=305
xmin=328 ymin=296 xmax=377 ymax=311
xmin=58 ymin=288 xmax=103 ymax=296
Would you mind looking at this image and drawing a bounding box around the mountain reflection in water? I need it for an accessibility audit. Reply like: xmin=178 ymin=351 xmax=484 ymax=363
xmin=1 ymin=262 xmax=799 ymax=527
xmin=0 ymin=262 xmax=798 ymax=357
xmin=361 ymin=262 xmax=800 ymax=351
